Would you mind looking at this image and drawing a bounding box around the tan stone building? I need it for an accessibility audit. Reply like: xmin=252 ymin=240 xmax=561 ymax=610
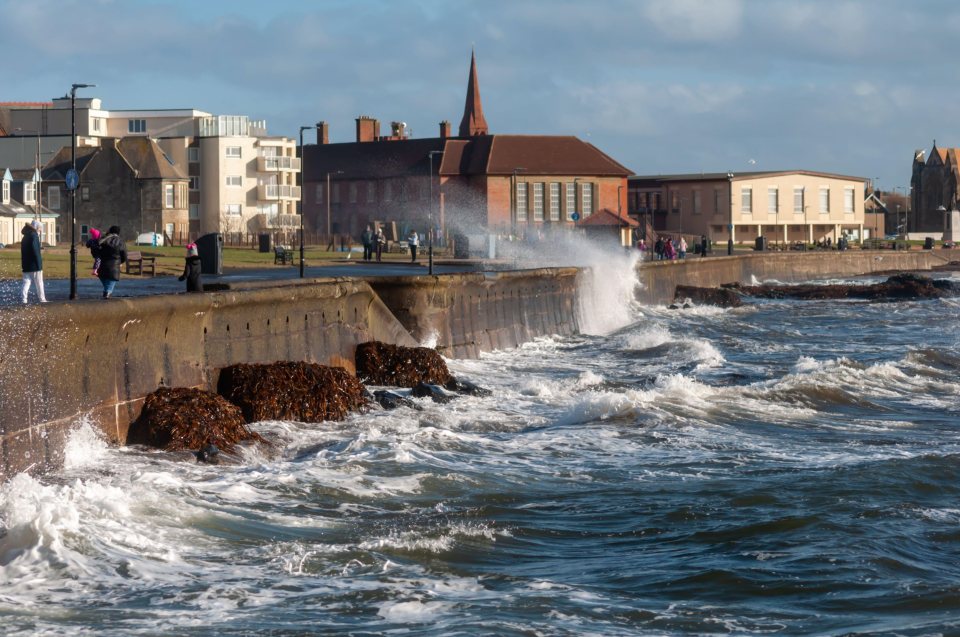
xmin=629 ymin=170 xmax=868 ymax=248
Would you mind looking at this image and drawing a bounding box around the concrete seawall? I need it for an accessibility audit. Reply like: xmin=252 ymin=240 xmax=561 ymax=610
xmin=636 ymin=249 xmax=960 ymax=305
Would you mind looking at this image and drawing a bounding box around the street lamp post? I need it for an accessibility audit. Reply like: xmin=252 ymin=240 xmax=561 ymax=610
xmin=726 ymin=172 xmax=734 ymax=255
xmin=427 ymin=150 xmax=444 ymax=275
xmin=298 ymin=126 xmax=312 ymax=278
xmin=69 ymin=83 xmax=95 ymax=300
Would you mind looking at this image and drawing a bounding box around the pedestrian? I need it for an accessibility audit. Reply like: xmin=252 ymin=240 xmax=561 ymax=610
xmin=178 ymin=242 xmax=203 ymax=292
xmin=20 ymin=220 xmax=47 ymax=304
xmin=654 ymin=236 xmax=664 ymax=260
xmin=361 ymin=224 xmax=374 ymax=262
xmin=407 ymin=229 xmax=419 ymax=263
xmin=375 ymin=226 xmax=386 ymax=262
xmin=97 ymin=225 xmax=127 ymax=299
xmin=663 ymin=237 xmax=676 ymax=260
xmin=85 ymin=228 xmax=102 ymax=276
xmin=678 ymin=236 xmax=687 ymax=259
xmin=700 ymin=235 xmax=707 ymax=258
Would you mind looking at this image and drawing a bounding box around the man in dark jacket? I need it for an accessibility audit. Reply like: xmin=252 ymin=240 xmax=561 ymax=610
xmin=361 ymin=225 xmax=374 ymax=262
xmin=20 ymin=220 xmax=47 ymax=303
xmin=97 ymin=225 xmax=127 ymax=299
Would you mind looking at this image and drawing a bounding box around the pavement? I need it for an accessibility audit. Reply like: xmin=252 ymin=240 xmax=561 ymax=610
xmin=3 ymin=258 xmax=488 ymax=306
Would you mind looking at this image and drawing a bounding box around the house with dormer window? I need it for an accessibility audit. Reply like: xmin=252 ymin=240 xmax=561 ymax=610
xmin=0 ymin=167 xmax=59 ymax=245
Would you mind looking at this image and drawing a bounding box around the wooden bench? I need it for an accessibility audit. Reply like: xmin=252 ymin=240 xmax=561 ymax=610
xmin=125 ymin=251 xmax=156 ymax=276
xmin=274 ymin=246 xmax=294 ymax=265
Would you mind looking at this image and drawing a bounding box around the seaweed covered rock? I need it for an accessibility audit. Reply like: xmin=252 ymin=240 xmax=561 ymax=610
xmin=355 ymin=341 xmax=452 ymax=388
xmin=217 ymin=361 xmax=367 ymax=423
xmin=674 ymin=285 xmax=743 ymax=308
xmin=126 ymin=387 xmax=266 ymax=453
xmin=444 ymin=376 xmax=492 ymax=397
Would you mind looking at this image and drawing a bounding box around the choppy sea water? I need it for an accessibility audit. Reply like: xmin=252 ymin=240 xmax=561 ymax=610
xmin=3 ymin=261 xmax=960 ymax=636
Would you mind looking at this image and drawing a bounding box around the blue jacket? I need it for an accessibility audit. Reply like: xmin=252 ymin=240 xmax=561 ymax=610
xmin=20 ymin=225 xmax=42 ymax=273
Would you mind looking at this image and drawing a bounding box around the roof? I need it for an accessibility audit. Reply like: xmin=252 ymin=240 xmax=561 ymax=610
xmin=303 ymin=134 xmax=632 ymax=181
xmin=630 ymin=170 xmax=868 ymax=183
xmin=459 ymin=51 xmax=489 ymax=137
xmin=577 ymin=208 xmax=639 ymax=227
xmin=42 ymin=146 xmax=99 ymax=180
xmin=116 ymin=137 xmax=188 ymax=179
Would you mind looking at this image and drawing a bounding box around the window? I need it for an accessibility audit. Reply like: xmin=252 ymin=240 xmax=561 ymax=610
xmin=332 ymin=183 xmax=340 ymax=204
xmin=47 ymin=186 xmax=60 ymax=210
xmin=768 ymin=187 xmax=778 ymax=213
xmin=92 ymin=118 xmax=102 ymax=133
xmin=844 ymin=187 xmax=855 ymax=213
xmin=189 ymin=204 xmax=200 ymax=219
xmin=24 ymin=181 xmax=36 ymax=204
xmin=714 ymin=188 xmax=721 ymax=214
xmin=565 ymin=182 xmax=576 ymax=219
xmin=367 ymin=182 xmax=376 ymax=203
xmin=693 ymin=190 xmax=701 ymax=214
xmin=188 ymin=147 xmax=200 ymax=162
xmin=164 ymin=184 xmax=174 ymax=208
xmin=225 ymin=175 xmax=242 ymax=187
xmin=581 ymin=182 xmax=592 ymax=216
xmin=225 ymin=146 xmax=242 ymax=158
xmin=740 ymin=186 xmax=752 ymax=213
xmin=1 ymin=180 xmax=8 ymax=203
xmin=349 ymin=183 xmax=357 ymax=204
xmin=533 ymin=183 xmax=544 ymax=221
xmin=794 ymin=187 xmax=805 ymax=213
xmin=819 ymin=187 xmax=830 ymax=212
xmin=128 ymin=119 xmax=146 ymax=134
xmin=189 ymin=176 xmax=199 ymax=191
xmin=516 ymin=182 xmax=528 ymax=221
xmin=549 ymin=182 xmax=560 ymax=221
xmin=384 ymin=182 xmax=393 ymax=201
xmin=225 ymin=204 xmax=241 ymax=216
xmin=80 ymin=185 xmax=90 ymax=201
xmin=315 ymin=184 xmax=324 ymax=204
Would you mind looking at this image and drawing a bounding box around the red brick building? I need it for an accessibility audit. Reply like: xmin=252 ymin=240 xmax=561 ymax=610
xmin=302 ymin=53 xmax=632 ymax=244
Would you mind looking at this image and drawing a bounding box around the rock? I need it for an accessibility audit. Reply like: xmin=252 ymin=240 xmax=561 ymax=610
xmin=738 ymin=273 xmax=960 ymax=301
xmin=373 ymin=390 xmax=422 ymax=411
xmin=674 ymin=285 xmax=743 ymax=308
xmin=217 ymin=361 xmax=368 ymax=424
xmin=126 ymin=387 xmax=266 ymax=454
xmin=410 ymin=382 xmax=457 ymax=404
xmin=445 ymin=376 xmax=492 ymax=397
xmin=355 ymin=341 xmax=452 ymax=388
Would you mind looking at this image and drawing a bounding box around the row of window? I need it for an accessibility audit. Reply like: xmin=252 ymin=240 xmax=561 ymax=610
xmin=516 ymin=182 xmax=593 ymax=221
xmin=186 ymin=146 xmax=286 ymax=162
xmin=315 ymin=180 xmax=430 ymax=205
xmin=740 ymin=186 xmax=857 ymax=214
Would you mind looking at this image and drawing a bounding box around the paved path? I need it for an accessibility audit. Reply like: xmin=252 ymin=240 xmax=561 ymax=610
xmin=3 ymin=260 xmax=485 ymax=306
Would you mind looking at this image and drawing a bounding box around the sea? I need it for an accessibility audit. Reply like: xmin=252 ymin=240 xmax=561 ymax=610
xmin=2 ymin=246 xmax=960 ymax=636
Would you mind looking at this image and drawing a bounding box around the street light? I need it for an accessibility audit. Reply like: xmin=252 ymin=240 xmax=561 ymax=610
xmin=14 ymin=128 xmax=42 ymax=224
xmin=298 ymin=126 xmax=313 ymax=278
xmin=427 ymin=150 xmax=444 ymax=275
xmin=69 ymin=82 xmax=95 ymax=300
xmin=726 ymin=172 xmax=734 ymax=255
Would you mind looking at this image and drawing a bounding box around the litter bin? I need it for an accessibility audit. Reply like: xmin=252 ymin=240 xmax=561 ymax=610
xmin=196 ymin=232 xmax=223 ymax=275
xmin=453 ymin=233 xmax=469 ymax=259
xmin=924 ymin=236 xmax=935 ymax=250
xmin=258 ymin=233 xmax=272 ymax=253
xmin=755 ymin=236 xmax=768 ymax=251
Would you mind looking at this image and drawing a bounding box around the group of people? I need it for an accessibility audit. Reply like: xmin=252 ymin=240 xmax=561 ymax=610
xmin=360 ymin=225 xmax=422 ymax=264
xmin=652 ymin=235 xmax=688 ymax=260
xmin=19 ymin=222 xmax=202 ymax=304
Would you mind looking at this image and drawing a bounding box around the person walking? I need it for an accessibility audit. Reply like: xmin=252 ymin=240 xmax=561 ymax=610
xmin=97 ymin=225 xmax=127 ymax=299
xmin=654 ymin=236 xmax=664 ymax=261
xmin=20 ymin=220 xmax=47 ymax=304
xmin=361 ymin=224 xmax=374 ymax=262
xmin=407 ymin=229 xmax=419 ymax=263
xmin=85 ymin=227 xmax=102 ymax=276
xmin=178 ymin=243 xmax=203 ymax=292
xmin=678 ymin=236 xmax=687 ymax=259
xmin=375 ymin=226 xmax=386 ymax=262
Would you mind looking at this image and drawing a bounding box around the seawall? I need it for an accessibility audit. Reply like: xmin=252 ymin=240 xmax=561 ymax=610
xmin=636 ymin=249 xmax=960 ymax=305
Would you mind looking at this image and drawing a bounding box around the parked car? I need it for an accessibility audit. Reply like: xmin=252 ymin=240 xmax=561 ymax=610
xmin=135 ymin=232 xmax=164 ymax=246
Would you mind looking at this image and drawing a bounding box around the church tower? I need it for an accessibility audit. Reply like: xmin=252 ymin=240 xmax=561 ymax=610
xmin=458 ymin=51 xmax=489 ymax=137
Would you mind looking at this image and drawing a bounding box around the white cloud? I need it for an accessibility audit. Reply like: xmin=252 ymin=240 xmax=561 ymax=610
xmin=642 ymin=0 xmax=744 ymax=42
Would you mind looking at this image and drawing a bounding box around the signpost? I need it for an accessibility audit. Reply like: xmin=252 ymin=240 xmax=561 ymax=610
xmin=65 ymin=168 xmax=79 ymax=192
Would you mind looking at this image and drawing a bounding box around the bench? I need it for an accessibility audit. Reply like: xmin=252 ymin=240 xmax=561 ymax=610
xmin=125 ymin=251 xmax=156 ymax=276
xmin=274 ymin=246 xmax=294 ymax=265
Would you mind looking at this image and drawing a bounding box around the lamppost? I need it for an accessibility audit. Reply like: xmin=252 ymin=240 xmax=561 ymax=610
xmin=726 ymin=172 xmax=734 ymax=255
xmin=325 ymin=170 xmax=343 ymax=249
xmin=427 ymin=150 xmax=444 ymax=275
xmin=298 ymin=126 xmax=312 ymax=278
xmin=14 ymin=128 xmax=42 ymax=224
xmin=69 ymin=82 xmax=95 ymax=300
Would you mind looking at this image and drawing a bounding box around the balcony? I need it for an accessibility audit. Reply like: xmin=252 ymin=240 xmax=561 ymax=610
xmin=257 ymin=156 xmax=301 ymax=172
xmin=252 ymin=213 xmax=301 ymax=229
xmin=258 ymin=184 xmax=301 ymax=200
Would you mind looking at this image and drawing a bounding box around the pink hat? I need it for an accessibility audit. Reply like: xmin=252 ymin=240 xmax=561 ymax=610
xmin=89 ymin=228 xmax=101 ymax=240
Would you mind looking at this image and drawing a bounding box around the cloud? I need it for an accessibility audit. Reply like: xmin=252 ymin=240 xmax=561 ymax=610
xmin=642 ymin=0 xmax=744 ymax=42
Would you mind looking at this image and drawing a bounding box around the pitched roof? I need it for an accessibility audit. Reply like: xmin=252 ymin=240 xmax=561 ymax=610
xmin=483 ymin=136 xmax=631 ymax=176
xmin=116 ymin=137 xmax=187 ymax=179
xmin=42 ymin=146 xmax=99 ymax=180
xmin=459 ymin=51 xmax=489 ymax=137
xmin=577 ymin=208 xmax=639 ymax=227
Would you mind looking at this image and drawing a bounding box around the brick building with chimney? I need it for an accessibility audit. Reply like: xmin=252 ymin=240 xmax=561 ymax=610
xmin=302 ymin=52 xmax=632 ymax=246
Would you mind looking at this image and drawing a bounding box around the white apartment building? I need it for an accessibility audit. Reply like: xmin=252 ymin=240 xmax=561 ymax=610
xmin=0 ymin=98 xmax=300 ymax=238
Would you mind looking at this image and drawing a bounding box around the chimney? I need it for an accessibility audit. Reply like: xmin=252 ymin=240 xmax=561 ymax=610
xmin=356 ymin=116 xmax=380 ymax=143
xmin=316 ymin=121 xmax=329 ymax=145
xmin=439 ymin=120 xmax=451 ymax=138
xmin=390 ymin=121 xmax=407 ymax=139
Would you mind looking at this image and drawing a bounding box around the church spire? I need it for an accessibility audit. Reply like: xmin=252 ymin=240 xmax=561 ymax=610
xmin=458 ymin=50 xmax=489 ymax=137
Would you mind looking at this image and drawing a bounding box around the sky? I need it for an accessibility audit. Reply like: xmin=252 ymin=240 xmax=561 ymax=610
xmin=2 ymin=0 xmax=958 ymax=191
